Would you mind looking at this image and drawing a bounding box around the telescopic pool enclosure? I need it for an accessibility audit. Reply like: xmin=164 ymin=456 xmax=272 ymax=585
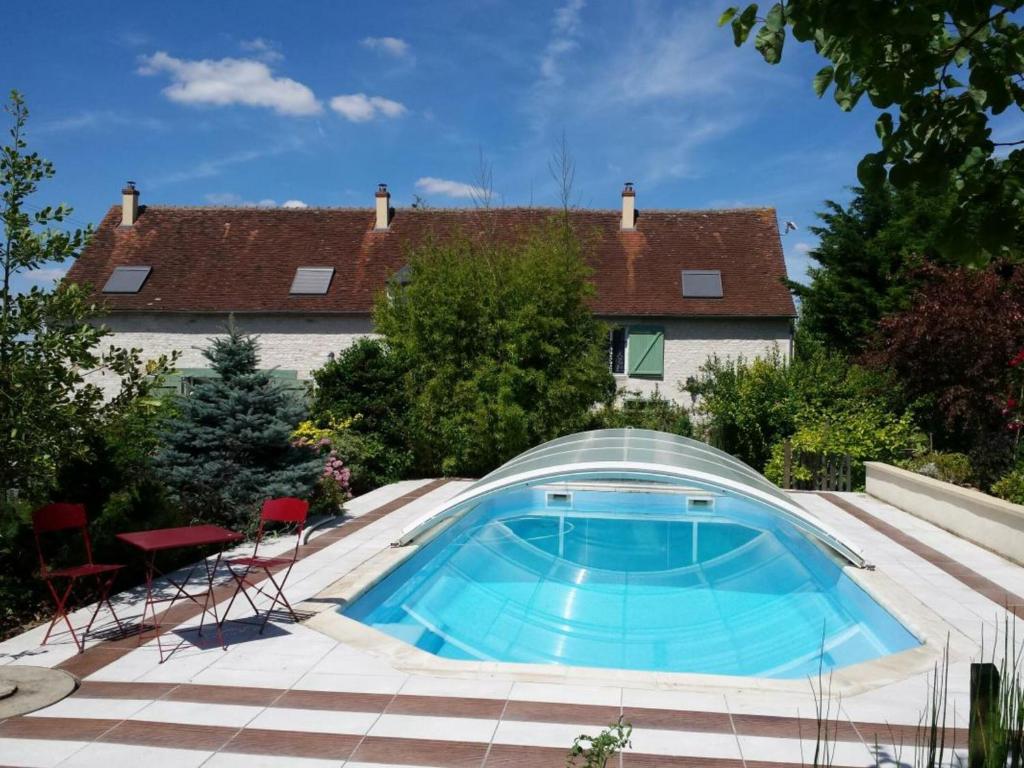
xmin=397 ymin=428 xmax=868 ymax=568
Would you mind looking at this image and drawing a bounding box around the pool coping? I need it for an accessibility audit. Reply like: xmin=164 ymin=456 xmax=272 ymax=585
xmin=300 ymin=495 xmax=976 ymax=698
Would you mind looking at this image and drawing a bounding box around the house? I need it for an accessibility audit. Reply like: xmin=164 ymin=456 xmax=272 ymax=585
xmin=66 ymin=183 xmax=796 ymax=403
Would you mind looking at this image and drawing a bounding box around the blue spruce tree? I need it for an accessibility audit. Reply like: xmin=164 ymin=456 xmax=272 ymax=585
xmin=157 ymin=321 xmax=321 ymax=528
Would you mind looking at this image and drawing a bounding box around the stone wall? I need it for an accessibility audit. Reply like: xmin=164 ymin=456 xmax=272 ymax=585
xmin=89 ymin=312 xmax=792 ymax=404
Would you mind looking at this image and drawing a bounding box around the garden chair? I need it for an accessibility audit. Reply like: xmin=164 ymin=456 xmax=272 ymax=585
xmin=221 ymin=497 xmax=309 ymax=634
xmin=32 ymin=503 xmax=126 ymax=653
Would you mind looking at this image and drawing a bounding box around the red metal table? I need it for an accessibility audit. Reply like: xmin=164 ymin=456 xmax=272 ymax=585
xmin=117 ymin=524 xmax=243 ymax=663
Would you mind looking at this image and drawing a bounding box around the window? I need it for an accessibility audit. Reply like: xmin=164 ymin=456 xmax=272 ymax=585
xmin=290 ymin=267 xmax=334 ymax=295
xmin=609 ymin=327 xmax=626 ymax=374
xmin=681 ymin=270 xmax=723 ymax=298
xmin=102 ymin=266 xmax=151 ymax=293
xmin=627 ymin=326 xmax=664 ymax=377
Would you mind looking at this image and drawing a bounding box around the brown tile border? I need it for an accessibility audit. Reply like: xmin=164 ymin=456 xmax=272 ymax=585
xmin=819 ymin=493 xmax=1024 ymax=621
xmin=55 ymin=679 xmax=970 ymax=747
xmin=0 ymin=711 xmax=931 ymax=768
xmin=54 ymin=478 xmax=453 ymax=680
xmin=223 ymin=727 xmax=361 ymax=759
xmin=351 ymin=735 xmax=488 ymax=767
xmin=98 ymin=719 xmax=237 ymax=751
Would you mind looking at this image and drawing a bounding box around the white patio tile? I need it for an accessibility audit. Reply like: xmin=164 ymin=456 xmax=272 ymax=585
xmin=631 ymin=727 xmax=742 ymax=758
xmin=508 ymin=681 xmax=621 ymax=706
xmin=397 ymin=674 xmax=513 ymax=700
xmin=737 ymin=734 xmax=876 ymax=766
xmin=188 ymin=662 xmax=308 ymax=690
xmin=621 ymin=687 xmax=728 ymax=713
xmin=25 ymin=696 xmax=152 ymax=720
xmin=0 ymin=738 xmax=89 ymax=767
xmin=203 ymin=754 xmax=341 ymax=768
xmin=491 ymin=719 xmax=610 ymax=749
xmin=245 ymin=706 xmax=378 ymax=735
xmin=309 ymin=645 xmax=404 ymax=677
xmin=57 ymin=743 xmax=213 ymax=768
xmin=293 ymin=671 xmax=408 ymax=694
xmin=130 ymin=699 xmax=265 ymax=728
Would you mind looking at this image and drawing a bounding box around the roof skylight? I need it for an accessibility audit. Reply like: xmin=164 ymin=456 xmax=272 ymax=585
xmin=290 ymin=267 xmax=334 ymax=295
xmin=681 ymin=270 xmax=723 ymax=298
xmin=102 ymin=266 xmax=151 ymax=293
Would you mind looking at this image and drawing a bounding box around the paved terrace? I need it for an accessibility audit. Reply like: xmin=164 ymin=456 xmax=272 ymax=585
xmin=2 ymin=479 xmax=1023 ymax=768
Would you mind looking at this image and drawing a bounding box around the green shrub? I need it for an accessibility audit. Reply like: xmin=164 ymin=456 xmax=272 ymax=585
xmin=374 ymin=220 xmax=615 ymax=477
xmin=992 ymin=462 xmax=1024 ymax=505
xmin=311 ymin=338 xmax=414 ymax=493
xmin=764 ymin=408 xmax=926 ymax=489
xmin=900 ymin=451 xmax=974 ymax=486
xmin=156 ymin=323 xmax=321 ymax=530
xmin=687 ymin=333 xmax=904 ymax=472
xmin=587 ymin=388 xmax=693 ymax=436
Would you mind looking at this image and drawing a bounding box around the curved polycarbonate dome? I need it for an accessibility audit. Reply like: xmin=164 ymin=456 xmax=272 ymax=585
xmin=398 ymin=428 xmax=868 ymax=568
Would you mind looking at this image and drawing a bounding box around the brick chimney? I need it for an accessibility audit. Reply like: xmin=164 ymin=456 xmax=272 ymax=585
xmin=374 ymin=183 xmax=391 ymax=230
xmin=121 ymin=181 xmax=139 ymax=227
xmin=620 ymin=182 xmax=636 ymax=231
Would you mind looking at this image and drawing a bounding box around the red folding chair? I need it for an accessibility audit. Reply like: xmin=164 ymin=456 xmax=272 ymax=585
xmin=221 ymin=497 xmax=309 ymax=634
xmin=32 ymin=503 xmax=125 ymax=653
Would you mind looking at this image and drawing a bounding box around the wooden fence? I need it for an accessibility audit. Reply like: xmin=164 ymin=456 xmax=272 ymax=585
xmin=781 ymin=440 xmax=853 ymax=492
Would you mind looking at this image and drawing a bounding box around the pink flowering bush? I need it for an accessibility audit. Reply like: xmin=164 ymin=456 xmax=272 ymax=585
xmin=291 ymin=420 xmax=353 ymax=515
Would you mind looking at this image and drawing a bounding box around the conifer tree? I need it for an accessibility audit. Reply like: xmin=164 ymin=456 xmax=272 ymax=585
xmin=156 ymin=321 xmax=320 ymax=528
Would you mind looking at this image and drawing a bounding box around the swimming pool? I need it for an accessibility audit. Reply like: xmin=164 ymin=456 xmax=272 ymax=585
xmin=343 ymin=483 xmax=920 ymax=678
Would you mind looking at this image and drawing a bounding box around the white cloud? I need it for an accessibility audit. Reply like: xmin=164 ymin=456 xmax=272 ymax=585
xmin=329 ymin=93 xmax=407 ymax=122
xmin=204 ymin=193 xmax=277 ymax=207
xmin=239 ymin=37 xmax=283 ymax=63
xmin=793 ymin=241 xmax=814 ymax=255
xmin=540 ymin=0 xmax=586 ymax=87
xmin=415 ymin=177 xmax=485 ymax=199
xmin=360 ymin=36 xmax=412 ymax=59
xmin=282 ymin=199 xmax=308 ymax=208
xmin=37 ymin=110 xmax=166 ymax=134
xmin=138 ymin=51 xmax=321 ymax=116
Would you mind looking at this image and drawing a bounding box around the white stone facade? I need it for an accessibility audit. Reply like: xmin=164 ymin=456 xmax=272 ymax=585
xmin=607 ymin=316 xmax=793 ymax=403
xmin=89 ymin=312 xmax=792 ymax=404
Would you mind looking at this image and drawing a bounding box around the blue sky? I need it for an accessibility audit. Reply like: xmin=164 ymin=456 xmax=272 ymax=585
xmin=4 ymin=0 xmax=886 ymax=293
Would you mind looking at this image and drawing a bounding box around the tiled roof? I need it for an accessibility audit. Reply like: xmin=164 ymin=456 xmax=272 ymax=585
xmin=66 ymin=205 xmax=796 ymax=317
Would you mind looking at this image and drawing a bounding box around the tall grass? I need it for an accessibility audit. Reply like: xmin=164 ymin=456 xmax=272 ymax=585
xmin=973 ymin=615 xmax=1024 ymax=767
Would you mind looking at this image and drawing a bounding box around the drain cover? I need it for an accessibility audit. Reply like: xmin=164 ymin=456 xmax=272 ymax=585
xmin=0 ymin=666 xmax=77 ymax=718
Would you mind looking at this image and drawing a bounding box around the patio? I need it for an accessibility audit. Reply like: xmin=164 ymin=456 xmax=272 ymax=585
xmin=2 ymin=478 xmax=1022 ymax=768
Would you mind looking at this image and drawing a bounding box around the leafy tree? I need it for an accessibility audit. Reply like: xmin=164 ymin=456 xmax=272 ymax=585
xmin=374 ymin=219 xmax=615 ymax=477
xmin=763 ymin=407 xmax=925 ymax=489
xmin=155 ymin=322 xmax=321 ymax=528
xmin=311 ymin=337 xmax=414 ymax=491
xmin=721 ymin=2 xmax=1024 ymax=260
xmin=0 ymin=90 xmax=173 ymax=502
xmin=794 ymin=184 xmax=964 ymax=353
xmin=688 ymin=334 xmax=905 ymax=470
xmin=587 ymin=388 xmax=693 ymax=436
xmin=865 ymin=264 xmax=1024 ymax=483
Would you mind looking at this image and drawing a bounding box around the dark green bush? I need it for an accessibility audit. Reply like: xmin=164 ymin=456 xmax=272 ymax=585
xmin=156 ymin=323 xmax=320 ymax=530
xmin=588 ymin=388 xmax=693 ymax=436
xmin=311 ymin=338 xmax=414 ymax=493
xmin=900 ymin=451 xmax=975 ymax=486
xmin=992 ymin=462 xmax=1024 ymax=505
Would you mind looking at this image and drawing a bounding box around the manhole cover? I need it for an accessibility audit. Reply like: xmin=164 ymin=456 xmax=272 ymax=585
xmin=0 ymin=666 xmax=77 ymax=718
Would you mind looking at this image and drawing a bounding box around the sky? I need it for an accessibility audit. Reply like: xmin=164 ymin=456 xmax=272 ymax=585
xmin=4 ymin=0 xmax=887 ymax=294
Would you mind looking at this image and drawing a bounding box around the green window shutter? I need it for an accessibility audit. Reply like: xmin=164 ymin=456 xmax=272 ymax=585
xmin=627 ymin=327 xmax=664 ymax=377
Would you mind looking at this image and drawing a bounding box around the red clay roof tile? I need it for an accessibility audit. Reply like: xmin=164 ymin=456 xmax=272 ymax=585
xmin=66 ymin=205 xmax=796 ymax=317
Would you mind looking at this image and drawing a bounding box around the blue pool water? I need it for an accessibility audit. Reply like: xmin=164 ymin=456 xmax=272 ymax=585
xmin=343 ymin=486 xmax=919 ymax=678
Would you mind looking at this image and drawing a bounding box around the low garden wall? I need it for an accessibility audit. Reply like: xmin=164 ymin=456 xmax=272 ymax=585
xmin=865 ymin=461 xmax=1024 ymax=567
